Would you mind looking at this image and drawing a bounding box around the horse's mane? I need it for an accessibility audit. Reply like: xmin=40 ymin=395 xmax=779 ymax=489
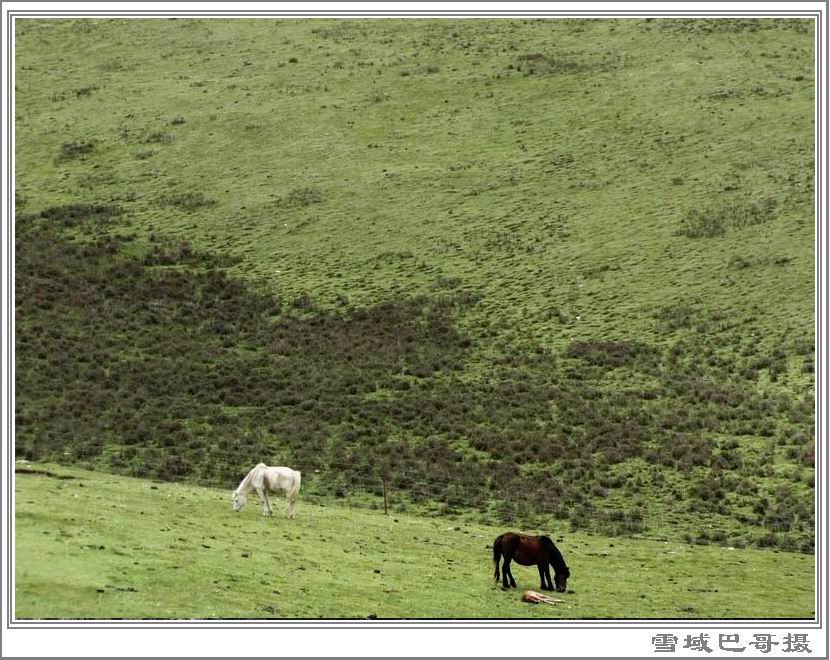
xmin=235 ymin=463 xmax=267 ymax=494
xmin=539 ymin=535 xmax=568 ymax=573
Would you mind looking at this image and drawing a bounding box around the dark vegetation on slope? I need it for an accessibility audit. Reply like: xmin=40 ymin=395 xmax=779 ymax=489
xmin=15 ymin=207 xmax=814 ymax=553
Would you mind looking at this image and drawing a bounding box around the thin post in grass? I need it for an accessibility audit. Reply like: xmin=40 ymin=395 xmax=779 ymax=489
xmin=382 ymin=467 xmax=389 ymax=516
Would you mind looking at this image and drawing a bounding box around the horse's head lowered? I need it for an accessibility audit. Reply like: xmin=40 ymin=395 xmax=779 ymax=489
xmin=540 ymin=535 xmax=570 ymax=592
xmin=554 ymin=566 xmax=570 ymax=592
xmin=231 ymin=490 xmax=247 ymax=512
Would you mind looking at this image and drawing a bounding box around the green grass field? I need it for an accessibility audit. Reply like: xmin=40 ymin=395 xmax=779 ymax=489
xmin=15 ymin=18 xmax=813 ymax=343
xmin=13 ymin=16 xmax=816 ymax=620
xmin=14 ymin=463 xmax=814 ymax=620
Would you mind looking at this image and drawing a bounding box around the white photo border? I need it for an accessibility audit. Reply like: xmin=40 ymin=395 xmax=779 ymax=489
xmin=1 ymin=2 xmax=826 ymax=657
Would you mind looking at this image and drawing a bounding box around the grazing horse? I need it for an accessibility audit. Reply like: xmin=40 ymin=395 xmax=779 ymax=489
xmin=232 ymin=463 xmax=302 ymax=518
xmin=493 ymin=532 xmax=570 ymax=592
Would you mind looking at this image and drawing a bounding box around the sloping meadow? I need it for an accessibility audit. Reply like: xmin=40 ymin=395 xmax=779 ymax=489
xmin=14 ymin=18 xmax=815 ymax=555
xmin=14 ymin=462 xmax=814 ymax=619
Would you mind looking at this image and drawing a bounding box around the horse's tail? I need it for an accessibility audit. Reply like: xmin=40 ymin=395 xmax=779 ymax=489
xmin=493 ymin=534 xmax=503 ymax=581
xmin=288 ymin=470 xmax=302 ymax=501
xmin=284 ymin=470 xmax=301 ymax=519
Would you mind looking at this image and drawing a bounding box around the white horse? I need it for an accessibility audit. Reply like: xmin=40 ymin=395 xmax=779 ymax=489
xmin=232 ymin=463 xmax=302 ymax=518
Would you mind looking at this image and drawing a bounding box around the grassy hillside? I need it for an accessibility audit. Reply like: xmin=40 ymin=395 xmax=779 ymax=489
xmin=14 ymin=18 xmax=814 ymax=340
xmin=14 ymin=17 xmax=815 ymax=555
xmin=14 ymin=463 xmax=814 ymax=619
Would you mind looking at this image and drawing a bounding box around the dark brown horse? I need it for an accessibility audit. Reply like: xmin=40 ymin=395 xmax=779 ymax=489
xmin=493 ymin=532 xmax=570 ymax=592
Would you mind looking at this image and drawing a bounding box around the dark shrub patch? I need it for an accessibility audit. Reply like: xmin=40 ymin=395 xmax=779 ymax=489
xmin=566 ymin=340 xmax=659 ymax=372
xmin=39 ymin=203 xmax=122 ymax=227
xmin=676 ymin=199 xmax=778 ymax=238
xmin=57 ymin=141 xmax=95 ymax=161
xmin=74 ymin=85 xmax=99 ymax=97
xmin=142 ymin=131 xmax=175 ymax=144
xmin=676 ymin=208 xmax=726 ymax=238
xmin=15 ymin=218 xmax=475 ymax=493
xmin=157 ymin=192 xmax=217 ymax=210
xmin=654 ymin=302 xmax=696 ymax=332
xmin=514 ymin=50 xmax=622 ymax=76
xmin=276 ymin=186 xmax=324 ymax=208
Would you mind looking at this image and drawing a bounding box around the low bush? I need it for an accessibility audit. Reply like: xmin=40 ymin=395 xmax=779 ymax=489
xmin=276 ymin=186 xmax=325 ymax=208
xmin=677 ymin=199 xmax=778 ymax=238
xmin=157 ymin=192 xmax=217 ymax=210
xmin=57 ymin=141 xmax=95 ymax=161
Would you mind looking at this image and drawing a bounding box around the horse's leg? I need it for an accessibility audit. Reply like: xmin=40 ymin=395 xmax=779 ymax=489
xmin=499 ymin=547 xmax=510 ymax=589
xmin=537 ymin=564 xmax=548 ymax=591
xmin=542 ymin=564 xmax=554 ymax=591
xmin=286 ymin=494 xmax=296 ymax=519
xmin=504 ymin=556 xmax=517 ymax=589
xmin=256 ymin=487 xmax=272 ymax=516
